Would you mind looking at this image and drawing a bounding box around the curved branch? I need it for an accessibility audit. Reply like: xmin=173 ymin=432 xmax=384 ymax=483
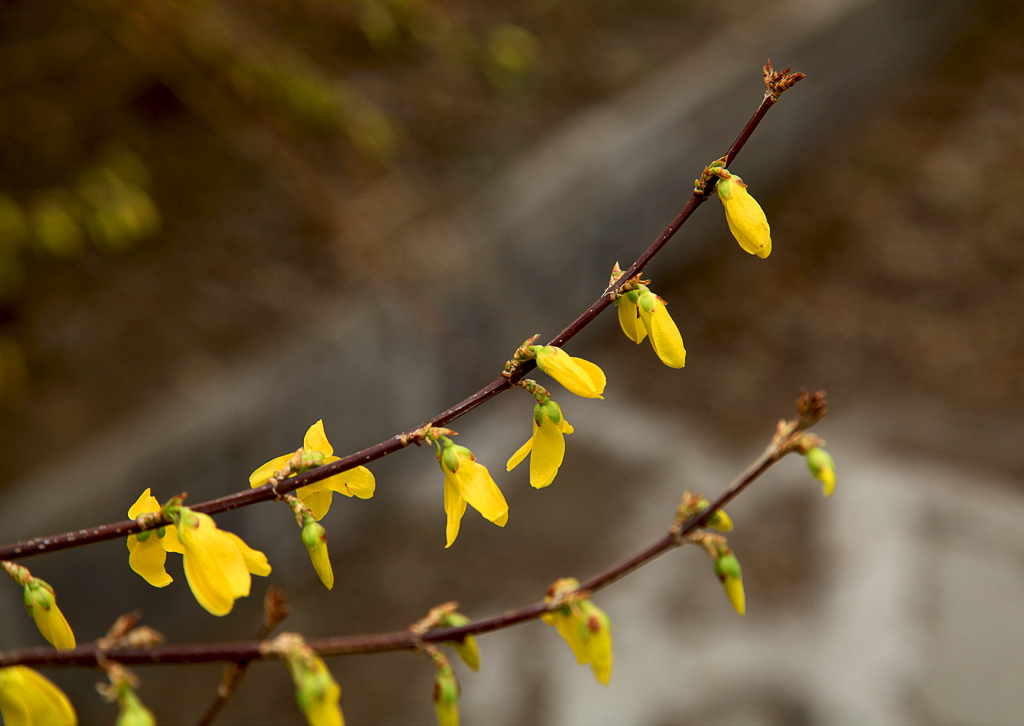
xmin=0 ymin=390 xmax=825 ymax=669
xmin=0 ymin=64 xmax=801 ymax=562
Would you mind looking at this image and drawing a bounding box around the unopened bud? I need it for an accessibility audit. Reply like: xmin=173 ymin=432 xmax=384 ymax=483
xmin=806 ymin=447 xmax=836 ymax=497
xmin=442 ymin=613 xmax=480 ymax=672
xmin=714 ymin=553 xmax=745 ymax=616
xmin=116 ymin=689 xmax=156 ymax=726
xmin=433 ymin=665 xmax=460 ymax=726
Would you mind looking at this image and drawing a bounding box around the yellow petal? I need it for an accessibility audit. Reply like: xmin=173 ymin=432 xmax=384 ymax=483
xmin=443 ymin=474 xmax=467 ymax=549
xmin=456 ymin=459 xmax=509 ymax=527
xmin=451 ymin=636 xmax=480 ymax=672
xmin=128 ymin=534 xmax=173 ymax=588
xmin=223 ymin=531 xmax=272 ymax=579
xmin=645 ymin=302 xmax=686 ymax=368
xmin=506 ymin=430 xmax=534 ymax=472
xmin=536 ymin=347 xmax=606 ymax=399
xmin=128 ymin=488 xmax=161 ymax=519
xmin=529 ymin=418 xmax=565 ymax=489
xmin=297 ymin=484 xmax=334 ymax=521
xmin=160 ymin=526 xmax=184 ymax=554
xmin=616 ymin=298 xmax=646 ymax=344
xmin=249 ymin=454 xmax=293 ymax=488
xmin=309 ymin=542 xmax=334 ymax=590
xmin=0 ymin=667 xmax=77 ymax=726
xmin=722 ymin=179 xmax=771 ymax=259
xmin=434 ymin=698 xmax=459 ymax=726
xmin=304 ymin=691 xmax=344 ymax=726
xmin=180 ymin=514 xmax=251 ymax=616
xmin=550 ymin=612 xmax=589 ymax=666
xmin=303 ymin=420 xmax=334 ymax=457
xmin=820 ymin=468 xmax=836 ymax=497
xmin=323 ymin=463 xmax=375 ymax=500
xmin=707 ymin=509 xmax=733 ymax=532
xmin=546 ymin=605 xmax=614 ymax=686
xmin=569 ymin=356 xmax=606 ymax=398
xmin=723 ymin=576 xmax=746 ymax=616
xmin=31 ymin=599 xmax=76 ymax=651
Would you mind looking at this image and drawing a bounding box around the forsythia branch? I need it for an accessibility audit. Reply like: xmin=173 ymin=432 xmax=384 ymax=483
xmin=0 ymin=390 xmax=826 ymax=670
xmin=0 ymin=64 xmax=798 ymax=564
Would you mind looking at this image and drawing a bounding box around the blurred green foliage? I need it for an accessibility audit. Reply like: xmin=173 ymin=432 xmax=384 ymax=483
xmin=0 ymin=0 xmax=715 ymax=405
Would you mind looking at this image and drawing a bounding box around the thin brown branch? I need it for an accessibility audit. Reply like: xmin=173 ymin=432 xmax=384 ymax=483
xmin=0 ymin=390 xmax=826 ymax=669
xmin=0 ymin=61 xmax=801 ymax=562
xmin=196 ymin=586 xmax=289 ymax=726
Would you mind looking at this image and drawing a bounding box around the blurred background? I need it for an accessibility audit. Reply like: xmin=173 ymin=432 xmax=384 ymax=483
xmin=2 ymin=0 xmax=1023 ymax=723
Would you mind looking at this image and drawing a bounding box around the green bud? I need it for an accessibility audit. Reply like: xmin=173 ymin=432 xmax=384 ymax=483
xmin=638 ymin=288 xmax=656 ymax=314
xmin=116 ymin=690 xmax=156 ymax=726
xmin=441 ymin=442 xmax=460 ymax=474
xmin=533 ymin=403 xmax=545 ymax=428
xmin=542 ymin=400 xmax=562 ymax=426
xmin=806 ymin=447 xmax=836 ymax=497
xmin=433 ymin=666 xmax=460 ymax=726
xmin=134 ymin=529 xmax=152 ymax=543
xmin=301 ymin=518 xmax=326 ymax=552
xmin=25 ymin=580 xmax=54 ymax=614
xmin=441 ymin=613 xmax=481 ymax=672
xmin=716 ymin=177 xmax=734 ymax=200
xmin=714 ymin=553 xmax=742 ymax=581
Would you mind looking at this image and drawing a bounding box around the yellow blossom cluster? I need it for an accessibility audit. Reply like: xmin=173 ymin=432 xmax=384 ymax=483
xmin=127 ymin=489 xmax=271 ymax=616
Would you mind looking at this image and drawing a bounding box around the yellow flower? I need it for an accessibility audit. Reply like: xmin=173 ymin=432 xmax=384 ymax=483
xmin=806 ymin=447 xmax=836 ymax=497
xmin=286 ymin=649 xmax=344 ymax=726
xmin=301 ymin=516 xmax=334 ymax=590
xmin=23 ymin=579 xmax=76 ymax=651
xmin=174 ymin=507 xmax=272 ymax=617
xmin=0 ymin=666 xmax=77 ymax=726
xmin=506 ymin=400 xmax=574 ymax=488
xmin=439 ymin=442 xmax=508 ymax=548
xmin=532 ymin=346 xmax=606 ymax=399
xmin=250 ymin=420 xmax=375 ymax=520
xmin=126 ymin=488 xmax=177 ymax=588
xmin=542 ymin=580 xmax=613 ymax=686
xmin=616 ymin=287 xmax=686 ymax=368
xmin=717 ymin=172 xmax=771 ymax=258
xmin=714 ymin=553 xmax=745 ymax=616
xmin=126 ymin=490 xmax=270 ymax=616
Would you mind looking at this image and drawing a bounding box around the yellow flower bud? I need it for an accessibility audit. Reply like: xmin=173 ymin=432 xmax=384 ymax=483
xmin=806 ymin=447 xmax=836 ymax=497
xmin=301 ymin=516 xmax=334 ymax=590
xmin=287 ymin=651 xmax=344 ymax=726
xmin=440 ymin=613 xmax=480 ymax=672
xmin=115 ymin=689 xmax=155 ymax=726
xmin=716 ymin=172 xmax=771 ymax=259
xmin=714 ymin=553 xmax=745 ymax=616
xmin=696 ymin=499 xmax=733 ymax=532
xmin=432 ymin=664 xmax=460 ymax=726
xmin=23 ymin=579 xmax=76 ymax=651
